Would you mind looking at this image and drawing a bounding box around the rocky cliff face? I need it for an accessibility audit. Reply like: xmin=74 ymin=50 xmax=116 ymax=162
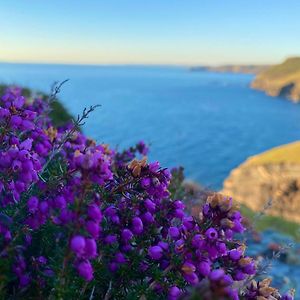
xmin=223 ymin=143 xmax=300 ymax=223
xmin=251 ymin=76 xmax=300 ymax=102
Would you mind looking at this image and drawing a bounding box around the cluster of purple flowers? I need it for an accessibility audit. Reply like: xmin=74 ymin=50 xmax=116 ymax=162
xmin=0 ymin=86 xmax=294 ymax=299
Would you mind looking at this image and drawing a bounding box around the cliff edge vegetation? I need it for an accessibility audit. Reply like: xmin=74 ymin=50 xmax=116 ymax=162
xmin=223 ymin=141 xmax=300 ymax=228
xmin=251 ymin=57 xmax=300 ymax=102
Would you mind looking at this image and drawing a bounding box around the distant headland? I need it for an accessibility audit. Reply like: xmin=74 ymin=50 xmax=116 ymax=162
xmin=190 ymin=64 xmax=270 ymax=74
xmin=191 ymin=57 xmax=300 ymax=102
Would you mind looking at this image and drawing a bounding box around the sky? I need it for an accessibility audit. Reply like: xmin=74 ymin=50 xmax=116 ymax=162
xmin=1 ymin=0 xmax=300 ymax=66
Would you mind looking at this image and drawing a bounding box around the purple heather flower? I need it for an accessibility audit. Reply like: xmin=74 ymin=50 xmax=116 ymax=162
xmin=104 ymin=234 xmax=117 ymax=245
xmin=59 ymin=209 xmax=72 ymax=223
xmin=20 ymin=139 xmax=33 ymax=151
xmin=160 ymin=259 xmax=170 ymax=269
xmin=175 ymin=239 xmax=185 ymax=253
xmin=22 ymin=160 xmax=34 ymax=172
xmin=87 ymin=204 xmax=102 ymax=222
xmin=12 ymin=159 xmax=22 ymax=172
xmin=141 ymin=177 xmax=151 ymax=188
xmin=205 ymin=228 xmax=218 ymax=240
xmin=181 ymin=262 xmax=196 ymax=275
xmin=173 ymin=200 xmax=185 ymax=209
xmin=232 ymin=219 xmax=244 ymax=233
xmin=183 ymin=216 xmax=194 ymax=230
xmin=174 ymin=209 xmax=185 ymax=219
xmin=229 ymin=249 xmax=242 ymax=261
xmin=168 ymin=226 xmax=180 ymax=239
xmin=183 ymin=272 xmax=199 ymax=285
xmin=12 ymin=95 xmax=25 ymax=108
xmin=222 ymin=274 xmax=233 ymax=285
xmin=198 ymin=261 xmax=210 ymax=276
xmin=233 ymin=270 xmax=246 ymax=281
xmin=149 ymin=161 xmax=160 ymax=172
xmin=168 ymin=286 xmax=181 ymax=300
xmin=243 ymin=261 xmax=256 ymax=275
xmin=282 ymin=294 xmax=294 ymax=300
xmin=84 ymin=238 xmax=97 ymax=258
xmin=191 ymin=234 xmax=203 ymax=248
xmin=77 ymin=260 xmax=93 ymax=281
xmin=225 ymin=228 xmax=234 ymax=239
xmin=104 ymin=205 xmax=116 ymax=217
xmin=86 ymin=221 xmax=100 ymax=239
xmin=142 ymin=212 xmax=154 ymax=224
xmin=19 ymin=274 xmax=31 ymax=287
xmin=27 ymin=196 xmax=39 ymax=213
xmin=121 ymin=244 xmax=132 ymax=252
xmin=54 ymin=196 xmax=66 ymax=209
xmin=43 ymin=268 xmax=55 ymax=277
xmin=131 ymin=217 xmax=143 ymax=234
xmin=0 ymin=107 xmax=9 ymax=117
xmin=70 ymin=235 xmax=86 ymax=255
xmin=111 ymin=215 xmax=120 ymax=224
xmin=209 ymin=269 xmax=225 ymax=281
xmin=39 ymin=201 xmax=49 ymax=214
xmin=217 ymin=242 xmax=227 ymax=255
xmin=115 ymin=252 xmax=127 ymax=264
xmin=25 ymin=234 xmax=32 ymax=246
xmin=229 ymin=289 xmax=239 ymax=300
xmin=137 ymin=141 xmax=149 ymax=155
xmin=121 ymin=229 xmax=133 ymax=242
xmin=148 ymin=245 xmax=163 ymax=260
xmin=144 ymin=199 xmax=156 ymax=212
xmin=37 ymin=256 xmax=47 ymax=264
xmin=10 ymin=115 xmax=22 ymax=127
xmin=158 ymin=241 xmax=169 ymax=251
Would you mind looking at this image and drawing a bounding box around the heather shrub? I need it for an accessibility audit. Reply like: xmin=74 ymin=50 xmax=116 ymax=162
xmin=0 ymin=85 xmax=294 ymax=299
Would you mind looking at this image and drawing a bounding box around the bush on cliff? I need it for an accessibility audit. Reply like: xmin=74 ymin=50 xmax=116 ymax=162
xmin=0 ymin=85 xmax=294 ymax=299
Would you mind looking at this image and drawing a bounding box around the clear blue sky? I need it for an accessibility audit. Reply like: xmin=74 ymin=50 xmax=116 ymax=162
xmin=1 ymin=0 xmax=300 ymax=65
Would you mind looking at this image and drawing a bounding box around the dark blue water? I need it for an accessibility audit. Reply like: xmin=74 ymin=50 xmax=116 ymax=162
xmin=1 ymin=63 xmax=300 ymax=189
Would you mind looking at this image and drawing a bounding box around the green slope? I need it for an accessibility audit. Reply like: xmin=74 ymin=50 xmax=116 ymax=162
xmin=252 ymin=57 xmax=300 ymax=101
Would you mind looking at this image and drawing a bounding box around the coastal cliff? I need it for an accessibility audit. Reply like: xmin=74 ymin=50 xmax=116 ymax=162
xmin=223 ymin=141 xmax=300 ymax=223
xmin=251 ymin=57 xmax=300 ymax=102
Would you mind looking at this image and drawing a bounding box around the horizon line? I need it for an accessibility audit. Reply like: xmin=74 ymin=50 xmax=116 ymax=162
xmin=0 ymin=60 xmax=272 ymax=68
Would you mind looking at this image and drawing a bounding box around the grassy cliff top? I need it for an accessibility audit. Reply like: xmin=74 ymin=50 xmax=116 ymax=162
xmin=246 ymin=141 xmax=300 ymax=166
xmin=251 ymin=57 xmax=300 ymax=101
xmin=254 ymin=57 xmax=300 ymax=86
xmin=259 ymin=57 xmax=300 ymax=79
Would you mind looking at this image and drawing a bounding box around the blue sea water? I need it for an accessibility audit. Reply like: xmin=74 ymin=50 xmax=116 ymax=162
xmin=1 ymin=63 xmax=300 ymax=189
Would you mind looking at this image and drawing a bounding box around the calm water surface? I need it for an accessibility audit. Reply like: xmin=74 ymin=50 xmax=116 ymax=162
xmin=1 ymin=63 xmax=300 ymax=189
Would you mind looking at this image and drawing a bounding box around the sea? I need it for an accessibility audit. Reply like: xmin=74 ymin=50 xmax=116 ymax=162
xmin=1 ymin=63 xmax=300 ymax=190
xmin=1 ymin=63 xmax=300 ymax=295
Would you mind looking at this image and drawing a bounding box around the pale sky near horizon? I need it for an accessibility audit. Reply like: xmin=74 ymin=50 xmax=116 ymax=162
xmin=1 ymin=0 xmax=300 ymax=66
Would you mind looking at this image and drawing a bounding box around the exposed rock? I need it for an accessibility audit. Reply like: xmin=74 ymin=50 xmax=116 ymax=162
xmin=223 ymin=142 xmax=300 ymax=223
